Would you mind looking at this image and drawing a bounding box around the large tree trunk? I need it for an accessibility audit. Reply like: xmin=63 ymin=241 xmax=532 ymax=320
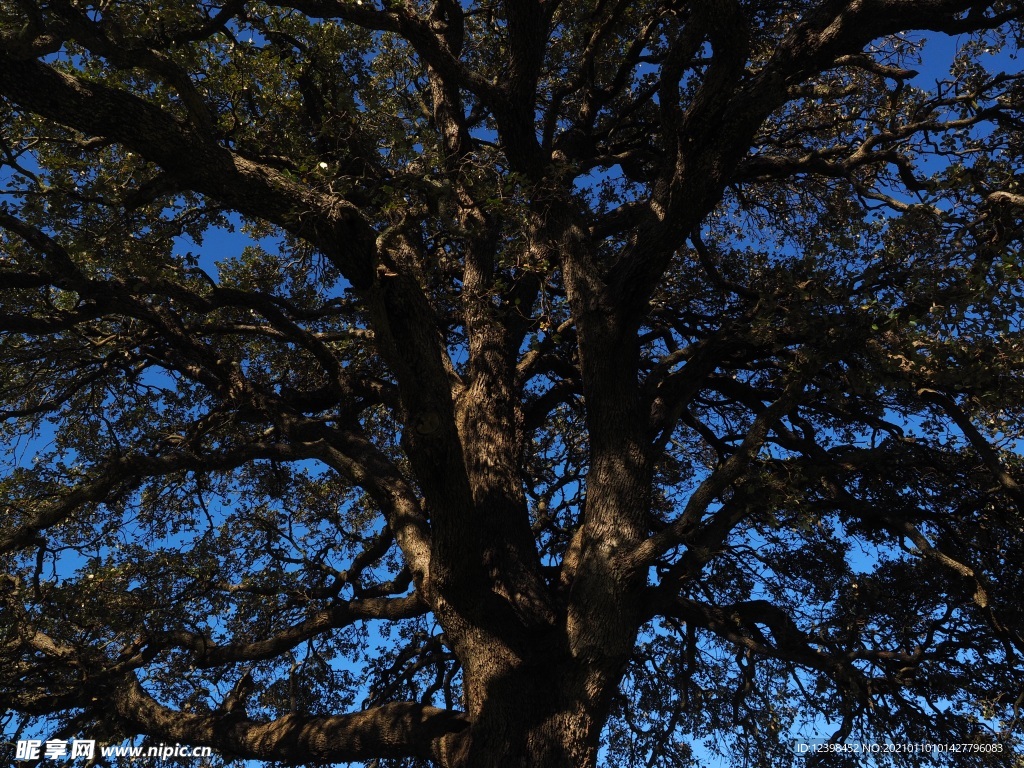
xmin=433 ymin=562 xmax=645 ymax=768
xmin=439 ymin=661 xmax=613 ymax=768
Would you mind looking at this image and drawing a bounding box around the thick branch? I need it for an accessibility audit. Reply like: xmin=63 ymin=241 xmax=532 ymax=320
xmin=0 ymin=55 xmax=379 ymax=287
xmin=111 ymin=675 xmax=469 ymax=764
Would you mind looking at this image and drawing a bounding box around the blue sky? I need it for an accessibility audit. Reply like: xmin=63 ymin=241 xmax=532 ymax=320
xmin=3 ymin=20 xmax=1022 ymax=768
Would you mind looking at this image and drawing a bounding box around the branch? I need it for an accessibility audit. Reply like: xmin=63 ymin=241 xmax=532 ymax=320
xmin=655 ymin=595 xmax=875 ymax=706
xmin=111 ymin=674 xmax=469 ymax=764
xmin=603 ymin=0 xmax=1023 ymax=320
xmin=311 ymin=423 xmax=434 ymax=590
xmin=0 ymin=55 xmax=379 ymax=287
xmin=988 ymin=191 xmax=1024 ymax=208
xmin=154 ymin=594 xmax=426 ymax=668
xmin=917 ymin=388 xmax=1024 ymax=511
xmin=0 ymin=441 xmax=330 ymax=554
xmin=278 ymin=0 xmax=495 ymax=100
xmin=0 ymin=57 xmax=477 ymax=588
xmin=625 ymin=378 xmax=807 ymax=571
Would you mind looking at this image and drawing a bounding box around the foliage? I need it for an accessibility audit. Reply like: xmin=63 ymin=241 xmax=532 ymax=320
xmin=1 ymin=1 xmax=1024 ymax=767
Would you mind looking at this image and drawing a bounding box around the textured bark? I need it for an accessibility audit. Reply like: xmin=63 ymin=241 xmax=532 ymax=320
xmin=111 ymin=676 xmax=469 ymax=764
xmin=438 ymin=658 xmax=610 ymax=768
xmin=2 ymin=1 xmax=1023 ymax=766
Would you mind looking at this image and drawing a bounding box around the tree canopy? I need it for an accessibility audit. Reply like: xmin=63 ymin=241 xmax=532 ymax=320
xmin=2 ymin=1 xmax=1024 ymax=766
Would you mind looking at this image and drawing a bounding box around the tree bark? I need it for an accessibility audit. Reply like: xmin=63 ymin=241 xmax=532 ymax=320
xmin=439 ymin=659 xmax=613 ymax=768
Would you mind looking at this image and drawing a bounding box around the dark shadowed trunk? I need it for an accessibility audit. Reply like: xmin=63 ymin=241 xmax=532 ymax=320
xmin=440 ymin=644 xmax=630 ymax=768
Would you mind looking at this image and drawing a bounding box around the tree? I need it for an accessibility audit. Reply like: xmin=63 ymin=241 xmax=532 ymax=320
xmin=1 ymin=0 xmax=1024 ymax=765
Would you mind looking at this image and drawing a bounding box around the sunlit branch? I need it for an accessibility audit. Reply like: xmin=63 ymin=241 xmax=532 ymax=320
xmin=110 ymin=674 xmax=469 ymax=764
xmin=627 ymin=378 xmax=808 ymax=571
